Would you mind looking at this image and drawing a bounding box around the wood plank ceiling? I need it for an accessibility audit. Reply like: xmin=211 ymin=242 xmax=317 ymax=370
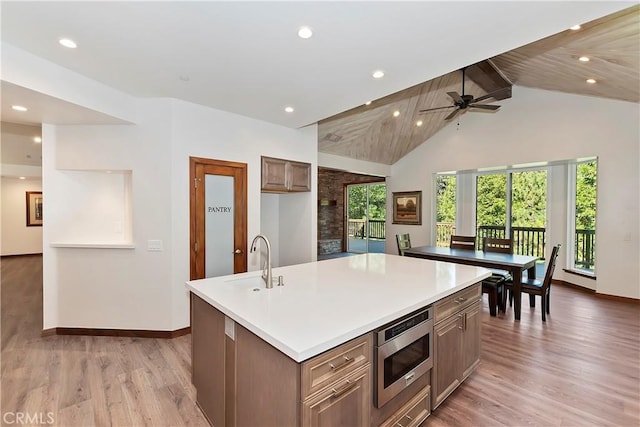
xmin=318 ymin=4 xmax=639 ymax=166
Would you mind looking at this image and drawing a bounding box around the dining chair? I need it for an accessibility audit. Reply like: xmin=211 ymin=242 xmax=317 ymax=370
xmin=504 ymin=244 xmax=561 ymax=322
xmin=449 ymin=235 xmax=476 ymax=250
xmin=396 ymin=233 xmax=412 ymax=256
xmin=481 ymin=237 xmax=514 ymax=316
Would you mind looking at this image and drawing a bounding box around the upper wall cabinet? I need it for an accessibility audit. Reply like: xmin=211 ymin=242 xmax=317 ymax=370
xmin=261 ymin=156 xmax=311 ymax=193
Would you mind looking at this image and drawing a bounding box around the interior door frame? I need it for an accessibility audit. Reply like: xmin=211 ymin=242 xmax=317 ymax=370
xmin=189 ymin=156 xmax=248 ymax=280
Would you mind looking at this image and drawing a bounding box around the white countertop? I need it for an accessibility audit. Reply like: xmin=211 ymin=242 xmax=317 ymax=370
xmin=186 ymin=253 xmax=490 ymax=363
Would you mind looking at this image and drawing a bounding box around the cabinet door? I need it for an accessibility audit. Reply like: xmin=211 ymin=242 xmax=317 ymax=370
xmin=432 ymin=315 xmax=462 ymax=409
xmin=191 ymin=294 xmax=226 ymax=427
xmin=288 ymin=161 xmax=311 ymax=192
xmin=261 ymin=156 xmax=288 ymax=192
xmin=461 ymin=300 xmax=482 ymax=380
xmin=302 ymin=365 xmax=371 ymax=427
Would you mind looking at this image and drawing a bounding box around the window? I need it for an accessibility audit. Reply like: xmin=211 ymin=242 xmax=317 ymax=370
xmin=475 ymin=171 xmax=547 ymax=260
xmin=568 ymin=159 xmax=597 ymax=274
xmin=435 ymin=175 xmax=456 ymax=246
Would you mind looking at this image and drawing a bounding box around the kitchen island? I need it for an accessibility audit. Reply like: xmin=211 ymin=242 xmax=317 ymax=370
xmin=186 ymin=253 xmax=490 ymax=426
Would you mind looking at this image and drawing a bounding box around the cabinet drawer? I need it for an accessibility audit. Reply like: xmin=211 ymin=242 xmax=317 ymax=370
xmin=379 ymin=385 xmax=430 ymax=427
xmin=301 ymin=334 xmax=372 ymax=399
xmin=301 ymin=364 xmax=371 ymax=427
xmin=434 ymin=283 xmax=481 ymax=322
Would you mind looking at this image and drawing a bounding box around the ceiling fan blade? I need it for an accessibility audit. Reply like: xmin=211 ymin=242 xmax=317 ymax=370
xmin=419 ymin=105 xmax=456 ymax=113
xmin=444 ymin=108 xmax=461 ymax=120
xmin=447 ymin=92 xmax=463 ymax=103
xmin=469 ymin=104 xmax=500 ymax=111
xmin=471 ymin=87 xmax=511 ymax=103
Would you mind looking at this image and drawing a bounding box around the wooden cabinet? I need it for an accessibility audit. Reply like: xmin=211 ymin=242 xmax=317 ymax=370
xmin=301 ymin=334 xmax=372 ymax=427
xmin=192 ymin=294 xmax=372 ymax=427
xmin=379 ymin=385 xmax=430 ymax=427
xmin=432 ymin=283 xmax=482 ymax=409
xmin=261 ymin=155 xmax=311 ymax=193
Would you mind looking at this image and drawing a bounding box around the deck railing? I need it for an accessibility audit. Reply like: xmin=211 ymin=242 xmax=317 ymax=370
xmin=476 ymin=226 xmax=547 ymax=259
xmin=575 ymin=229 xmax=595 ymax=269
xmin=347 ymin=219 xmax=386 ymax=240
xmin=349 ymin=221 xmax=594 ymax=269
xmin=435 ymin=222 xmax=456 ymax=247
xmin=435 ymin=224 xmax=595 ymax=268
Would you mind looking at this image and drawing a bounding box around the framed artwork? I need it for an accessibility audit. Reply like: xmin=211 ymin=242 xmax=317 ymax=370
xmin=393 ymin=191 xmax=421 ymax=225
xmin=26 ymin=191 xmax=43 ymax=227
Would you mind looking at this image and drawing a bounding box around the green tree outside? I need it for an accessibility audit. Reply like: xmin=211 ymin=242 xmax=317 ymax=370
xmin=348 ymin=184 xmax=386 ymax=220
xmin=576 ymin=161 xmax=597 ymax=230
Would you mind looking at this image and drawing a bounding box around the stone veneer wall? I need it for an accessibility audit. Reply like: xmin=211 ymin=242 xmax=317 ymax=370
xmin=317 ymin=168 xmax=385 ymax=255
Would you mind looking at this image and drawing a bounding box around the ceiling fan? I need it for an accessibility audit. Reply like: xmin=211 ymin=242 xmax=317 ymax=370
xmin=419 ymin=67 xmax=509 ymax=121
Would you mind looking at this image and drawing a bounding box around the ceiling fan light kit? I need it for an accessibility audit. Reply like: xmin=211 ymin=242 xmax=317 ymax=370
xmin=419 ymin=67 xmax=508 ymax=120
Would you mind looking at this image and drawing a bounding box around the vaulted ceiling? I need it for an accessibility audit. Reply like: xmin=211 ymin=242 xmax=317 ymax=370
xmin=318 ymin=4 xmax=639 ymax=165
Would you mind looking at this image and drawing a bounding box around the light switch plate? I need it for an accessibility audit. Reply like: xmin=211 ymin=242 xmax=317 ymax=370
xmin=147 ymin=240 xmax=163 ymax=251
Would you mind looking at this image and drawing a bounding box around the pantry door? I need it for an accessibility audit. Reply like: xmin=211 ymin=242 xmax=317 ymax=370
xmin=190 ymin=157 xmax=247 ymax=280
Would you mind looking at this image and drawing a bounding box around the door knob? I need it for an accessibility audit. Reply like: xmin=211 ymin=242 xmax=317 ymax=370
xmin=233 ymin=249 xmax=243 ymax=254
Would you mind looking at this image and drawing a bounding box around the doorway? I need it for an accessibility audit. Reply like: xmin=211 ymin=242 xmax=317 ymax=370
xmin=346 ymin=182 xmax=386 ymax=253
xmin=189 ymin=157 xmax=248 ymax=280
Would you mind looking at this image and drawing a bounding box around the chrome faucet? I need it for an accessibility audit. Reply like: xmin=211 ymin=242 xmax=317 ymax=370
xmin=250 ymin=234 xmax=273 ymax=289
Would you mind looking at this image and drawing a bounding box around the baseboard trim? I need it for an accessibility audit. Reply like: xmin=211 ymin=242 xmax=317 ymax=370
xmin=553 ymin=279 xmax=595 ymax=293
xmin=553 ymin=279 xmax=639 ymax=304
xmin=41 ymin=326 xmax=191 ymax=338
xmin=1 ymin=253 xmax=43 ymax=259
xmin=593 ymin=292 xmax=640 ymax=305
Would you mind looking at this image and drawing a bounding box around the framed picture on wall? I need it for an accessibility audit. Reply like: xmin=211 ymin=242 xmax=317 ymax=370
xmin=392 ymin=191 xmax=422 ymax=225
xmin=26 ymin=191 xmax=43 ymax=227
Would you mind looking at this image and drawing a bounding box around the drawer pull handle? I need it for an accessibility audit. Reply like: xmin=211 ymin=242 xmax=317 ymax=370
xmin=329 ymin=356 xmax=354 ymax=371
xmin=405 ymin=414 xmax=413 ymax=420
xmin=331 ymin=380 xmax=355 ymax=398
xmin=396 ymin=423 xmax=405 ymax=427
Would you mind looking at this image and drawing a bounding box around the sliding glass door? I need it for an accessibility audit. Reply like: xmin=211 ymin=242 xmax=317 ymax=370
xmin=346 ymin=183 xmax=386 ymax=253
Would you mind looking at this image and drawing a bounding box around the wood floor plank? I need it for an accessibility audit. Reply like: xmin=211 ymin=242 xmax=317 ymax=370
xmin=1 ymin=254 xmax=638 ymax=426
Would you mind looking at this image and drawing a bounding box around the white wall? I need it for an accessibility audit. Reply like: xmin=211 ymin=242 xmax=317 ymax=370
xmin=388 ymin=86 xmax=639 ymax=299
xmin=43 ymin=99 xmax=176 ymax=330
xmin=0 ymin=177 xmax=43 ymax=255
xmin=41 ymin=97 xmax=317 ymax=331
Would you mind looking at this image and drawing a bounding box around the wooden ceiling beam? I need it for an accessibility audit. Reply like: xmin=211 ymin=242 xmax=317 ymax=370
xmin=466 ymin=60 xmax=513 ymax=100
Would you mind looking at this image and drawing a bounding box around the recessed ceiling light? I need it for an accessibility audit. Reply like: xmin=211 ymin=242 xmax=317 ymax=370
xmin=365 ymin=101 xmax=372 ymax=106
xmin=19 ymin=177 xmax=26 ymax=180
xmin=416 ymin=120 xmax=423 ymax=127
xmin=285 ymin=106 xmax=294 ymax=113
xmin=59 ymin=38 xmax=77 ymax=48
xmin=34 ymin=136 xmax=42 ymax=143
xmin=570 ymin=25 xmax=581 ymax=31
xmin=372 ymin=70 xmax=385 ymax=79
xmin=579 ymin=56 xmax=590 ymax=62
xmin=586 ymin=78 xmax=597 ymax=84
xmin=297 ymin=26 xmax=313 ymax=39
xmin=393 ymin=110 xmax=400 ymax=117
xmin=11 ymin=105 xmax=27 ymax=112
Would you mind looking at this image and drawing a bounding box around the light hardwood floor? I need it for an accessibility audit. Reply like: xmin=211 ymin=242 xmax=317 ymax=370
xmin=2 ymin=255 xmax=639 ymax=426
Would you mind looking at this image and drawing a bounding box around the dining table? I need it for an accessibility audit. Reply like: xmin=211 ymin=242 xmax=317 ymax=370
xmin=404 ymin=245 xmax=539 ymax=321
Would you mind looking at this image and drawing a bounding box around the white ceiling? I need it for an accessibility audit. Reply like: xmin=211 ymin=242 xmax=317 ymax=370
xmin=1 ymin=1 xmax=632 ymax=129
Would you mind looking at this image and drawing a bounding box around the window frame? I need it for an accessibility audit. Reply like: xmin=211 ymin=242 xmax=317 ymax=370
xmin=566 ymin=158 xmax=598 ymax=277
